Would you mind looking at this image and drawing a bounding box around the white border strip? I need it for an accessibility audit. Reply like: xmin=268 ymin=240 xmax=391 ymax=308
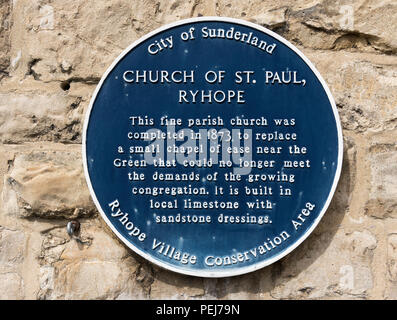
xmin=82 ymin=17 xmax=344 ymax=278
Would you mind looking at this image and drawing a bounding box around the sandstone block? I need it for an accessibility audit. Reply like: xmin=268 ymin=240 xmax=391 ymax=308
xmin=366 ymin=149 xmax=397 ymax=218
xmin=150 ymin=269 xmax=205 ymax=299
xmin=0 ymin=92 xmax=84 ymax=144
xmin=386 ymin=234 xmax=397 ymax=299
xmin=0 ymin=226 xmax=25 ymax=267
xmin=0 ymin=272 xmax=24 ymax=299
xmin=37 ymin=223 xmax=145 ymax=299
xmin=0 ymin=0 xmax=11 ymax=75
xmin=9 ymin=0 xmax=217 ymax=83
xmin=307 ymin=51 xmax=397 ymax=132
xmin=3 ymin=150 xmax=95 ymax=218
xmin=52 ymin=260 xmax=129 ymax=299
xmin=387 ymin=234 xmax=397 ymax=282
xmin=270 ymin=230 xmax=376 ymax=299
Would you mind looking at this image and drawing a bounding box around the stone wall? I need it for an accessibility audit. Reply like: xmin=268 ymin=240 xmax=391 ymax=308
xmin=0 ymin=0 xmax=396 ymax=300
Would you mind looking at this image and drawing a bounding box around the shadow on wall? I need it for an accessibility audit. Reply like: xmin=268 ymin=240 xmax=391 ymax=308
xmin=124 ymin=135 xmax=355 ymax=299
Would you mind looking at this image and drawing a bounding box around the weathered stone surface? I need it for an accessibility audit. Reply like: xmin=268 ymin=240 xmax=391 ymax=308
xmin=10 ymin=0 xmax=134 ymax=82
xmin=217 ymin=0 xmax=397 ymax=53
xmin=202 ymin=271 xmax=266 ymax=299
xmin=306 ymin=51 xmax=397 ymax=132
xmin=250 ymin=8 xmax=287 ymax=29
xmin=10 ymin=0 xmax=396 ymax=84
xmin=51 ymin=260 xmax=129 ymax=299
xmin=0 ymin=272 xmax=24 ymax=299
xmin=270 ymin=229 xmax=377 ymax=299
xmin=3 ymin=150 xmax=95 ymax=218
xmin=386 ymin=234 xmax=397 ymax=299
xmin=37 ymin=222 xmax=147 ymax=300
xmin=8 ymin=0 xmax=218 ymax=83
xmin=150 ymin=268 xmax=205 ymax=299
xmin=287 ymin=0 xmax=397 ymax=53
xmin=366 ymin=147 xmax=397 ymax=219
xmin=0 ymin=227 xmax=25 ymax=299
xmin=0 ymin=0 xmax=11 ymax=77
xmin=0 ymin=91 xmax=85 ymax=144
xmin=388 ymin=234 xmax=397 ymax=282
xmin=0 ymin=226 xmax=25 ymax=267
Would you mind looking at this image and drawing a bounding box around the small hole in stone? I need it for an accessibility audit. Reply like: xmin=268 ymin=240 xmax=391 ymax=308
xmin=60 ymin=81 xmax=70 ymax=91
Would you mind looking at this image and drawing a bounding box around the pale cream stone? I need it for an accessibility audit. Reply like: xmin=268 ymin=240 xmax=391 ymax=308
xmin=52 ymin=260 xmax=129 ymax=300
xmin=0 ymin=92 xmax=84 ymax=144
xmin=250 ymin=8 xmax=287 ymax=28
xmin=3 ymin=150 xmax=95 ymax=218
xmin=388 ymin=234 xmax=397 ymax=282
xmin=366 ymin=150 xmax=397 ymax=218
xmin=60 ymin=226 xmax=129 ymax=261
xmin=0 ymin=272 xmax=24 ymax=299
xmin=0 ymin=226 xmax=25 ymax=267
xmin=270 ymin=230 xmax=377 ymax=299
xmin=0 ymin=0 xmax=11 ymax=74
xmin=305 ymin=51 xmax=397 ymax=133
xmin=150 ymin=269 xmax=205 ymax=299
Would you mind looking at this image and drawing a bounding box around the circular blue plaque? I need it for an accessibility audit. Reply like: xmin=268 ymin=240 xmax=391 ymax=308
xmin=83 ymin=17 xmax=343 ymax=277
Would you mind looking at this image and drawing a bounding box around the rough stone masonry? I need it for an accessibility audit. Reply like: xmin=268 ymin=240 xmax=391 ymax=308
xmin=0 ymin=0 xmax=396 ymax=300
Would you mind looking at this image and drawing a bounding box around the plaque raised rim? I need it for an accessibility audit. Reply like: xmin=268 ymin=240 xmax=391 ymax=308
xmin=82 ymin=16 xmax=343 ymax=278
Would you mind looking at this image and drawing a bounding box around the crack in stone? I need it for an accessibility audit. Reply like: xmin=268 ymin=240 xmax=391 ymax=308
xmin=26 ymin=58 xmax=42 ymax=80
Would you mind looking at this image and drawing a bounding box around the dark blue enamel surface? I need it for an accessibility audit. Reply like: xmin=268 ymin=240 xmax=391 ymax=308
xmin=85 ymin=20 xmax=341 ymax=275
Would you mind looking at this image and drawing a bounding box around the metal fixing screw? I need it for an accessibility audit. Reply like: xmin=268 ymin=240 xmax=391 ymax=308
xmin=66 ymin=220 xmax=80 ymax=237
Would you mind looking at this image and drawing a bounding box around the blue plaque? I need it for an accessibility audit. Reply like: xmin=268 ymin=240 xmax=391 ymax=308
xmin=83 ymin=17 xmax=343 ymax=277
